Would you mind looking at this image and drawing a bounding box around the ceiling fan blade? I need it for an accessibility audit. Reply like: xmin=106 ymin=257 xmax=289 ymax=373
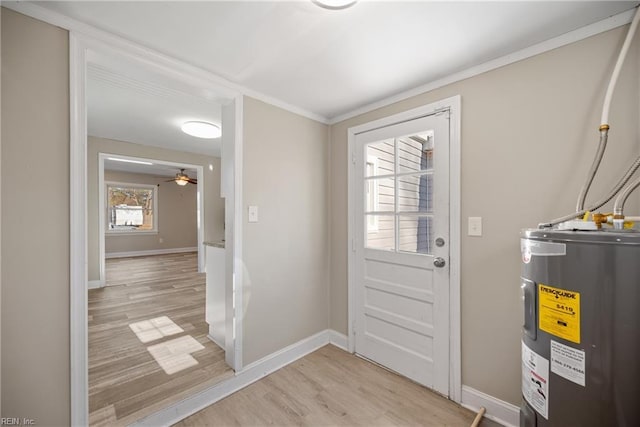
xmin=164 ymin=179 xmax=176 ymax=182
xmin=187 ymin=178 xmax=198 ymax=184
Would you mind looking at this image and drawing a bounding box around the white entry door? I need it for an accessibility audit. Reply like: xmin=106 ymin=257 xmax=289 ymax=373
xmin=352 ymin=111 xmax=450 ymax=395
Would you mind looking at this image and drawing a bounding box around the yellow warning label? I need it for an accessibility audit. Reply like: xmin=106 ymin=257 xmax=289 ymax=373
xmin=539 ymin=284 xmax=580 ymax=344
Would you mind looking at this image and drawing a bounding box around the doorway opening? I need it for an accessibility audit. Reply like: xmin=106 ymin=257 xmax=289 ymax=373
xmin=89 ymin=153 xmax=228 ymax=423
xmin=94 ymin=154 xmax=207 ymax=286
xmin=70 ymin=33 xmax=244 ymax=425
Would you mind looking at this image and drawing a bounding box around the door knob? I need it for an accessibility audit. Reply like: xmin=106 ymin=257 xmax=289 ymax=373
xmin=434 ymin=257 xmax=446 ymax=268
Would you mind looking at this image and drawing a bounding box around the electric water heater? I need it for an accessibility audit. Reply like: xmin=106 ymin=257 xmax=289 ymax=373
xmin=520 ymin=229 xmax=640 ymax=426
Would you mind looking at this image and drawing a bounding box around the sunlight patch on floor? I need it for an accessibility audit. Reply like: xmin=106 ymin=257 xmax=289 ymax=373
xmin=129 ymin=316 xmax=184 ymax=343
xmin=147 ymin=335 xmax=204 ymax=375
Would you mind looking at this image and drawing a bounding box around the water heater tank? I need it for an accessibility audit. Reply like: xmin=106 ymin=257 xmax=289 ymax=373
xmin=520 ymin=229 xmax=640 ymax=426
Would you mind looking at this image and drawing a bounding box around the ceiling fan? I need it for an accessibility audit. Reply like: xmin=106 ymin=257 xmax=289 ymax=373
xmin=165 ymin=169 xmax=197 ymax=186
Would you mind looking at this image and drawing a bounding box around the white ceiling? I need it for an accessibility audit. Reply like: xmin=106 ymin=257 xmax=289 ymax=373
xmin=88 ymin=63 xmax=222 ymax=157
xmin=35 ymin=1 xmax=638 ymax=122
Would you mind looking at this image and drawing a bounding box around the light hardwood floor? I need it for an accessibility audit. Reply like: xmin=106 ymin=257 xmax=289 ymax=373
xmin=177 ymin=345 xmax=500 ymax=427
xmin=88 ymin=253 xmax=233 ymax=426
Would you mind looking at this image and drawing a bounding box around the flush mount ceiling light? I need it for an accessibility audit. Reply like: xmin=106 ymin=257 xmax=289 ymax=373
xmin=181 ymin=121 xmax=221 ymax=139
xmin=312 ymin=0 xmax=357 ymax=10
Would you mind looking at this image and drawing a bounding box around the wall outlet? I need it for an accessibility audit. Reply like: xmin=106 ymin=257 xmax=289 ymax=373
xmin=159 ymin=237 xmax=164 ymax=243
xmin=468 ymin=217 xmax=482 ymax=236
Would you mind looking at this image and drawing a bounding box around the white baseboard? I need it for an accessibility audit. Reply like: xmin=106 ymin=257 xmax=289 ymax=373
xmin=105 ymin=247 xmax=197 ymax=259
xmin=461 ymin=385 xmax=519 ymax=427
xmin=132 ymin=329 xmax=333 ymax=427
xmin=328 ymin=330 xmax=349 ymax=351
xmin=87 ymin=280 xmax=104 ymax=289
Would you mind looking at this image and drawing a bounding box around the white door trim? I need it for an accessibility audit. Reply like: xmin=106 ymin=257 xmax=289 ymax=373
xmin=97 ymin=153 xmax=206 ymax=282
xmin=69 ymin=32 xmax=245 ymax=426
xmin=347 ymin=95 xmax=461 ymax=403
xmin=69 ymin=33 xmax=89 ymax=427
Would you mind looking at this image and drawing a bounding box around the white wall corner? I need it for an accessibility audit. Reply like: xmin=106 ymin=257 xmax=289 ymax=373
xmin=461 ymin=385 xmax=520 ymax=427
xmin=328 ymin=330 xmax=349 ymax=351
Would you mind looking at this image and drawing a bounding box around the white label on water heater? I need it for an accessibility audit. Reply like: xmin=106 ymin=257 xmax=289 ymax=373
xmin=550 ymin=340 xmax=585 ymax=386
xmin=522 ymin=341 xmax=549 ymax=419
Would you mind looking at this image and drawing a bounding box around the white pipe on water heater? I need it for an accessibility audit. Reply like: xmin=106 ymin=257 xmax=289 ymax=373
xmin=601 ymin=7 xmax=640 ymax=126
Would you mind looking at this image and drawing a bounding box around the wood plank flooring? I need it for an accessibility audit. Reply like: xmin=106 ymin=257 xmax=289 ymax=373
xmin=177 ymin=345 xmax=500 ymax=427
xmin=89 ymin=253 xmax=233 ymax=426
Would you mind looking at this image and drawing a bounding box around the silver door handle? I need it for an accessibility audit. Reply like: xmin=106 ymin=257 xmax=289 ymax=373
xmin=434 ymin=257 xmax=446 ymax=268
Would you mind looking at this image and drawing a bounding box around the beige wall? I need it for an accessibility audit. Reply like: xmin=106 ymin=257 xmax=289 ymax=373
xmin=329 ymin=26 xmax=640 ymax=405
xmin=241 ymin=97 xmax=329 ymax=365
xmin=1 ymin=8 xmax=70 ymax=425
xmin=88 ymin=137 xmax=223 ymax=280
xmin=104 ymin=170 xmax=198 ymax=254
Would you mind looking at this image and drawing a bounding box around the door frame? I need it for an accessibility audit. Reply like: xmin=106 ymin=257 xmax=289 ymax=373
xmin=347 ymin=95 xmax=461 ymax=402
xmin=69 ymin=32 xmax=245 ymax=425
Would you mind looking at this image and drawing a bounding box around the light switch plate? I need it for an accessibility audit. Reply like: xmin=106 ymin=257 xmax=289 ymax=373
xmin=248 ymin=205 xmax=259 ymax=223
xmin=468 ymin=216 xmax=482 ymax=236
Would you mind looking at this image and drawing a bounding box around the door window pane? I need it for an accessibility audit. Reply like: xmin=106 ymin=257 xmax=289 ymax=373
xmin=397 ymin=173 xmax=433 ymax=213
xmin=398 ymin=132 xmax=433 ymax=174
xmin=366 ymin=215 xmax=395 ymax=251
xmin=366 ymin=140 xmax=394 ymax=176
xmin=399 ymin=215 xmax=433 ymax=254
xmin=362 ymin=127 xmax=438 ymax=255
xmin=365 ymin=177 xmax=394 ymax=213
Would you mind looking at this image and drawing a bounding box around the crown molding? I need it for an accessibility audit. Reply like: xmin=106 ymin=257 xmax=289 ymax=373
xmin=328 ymin=7 xmax=638 ymax=125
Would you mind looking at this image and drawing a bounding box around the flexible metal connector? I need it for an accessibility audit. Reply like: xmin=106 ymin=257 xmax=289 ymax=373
xmin=613 ymin=175 xmax=640 ymax=216
xmin=576 ymin=128 xmax=609 ymax=211
xmin=539 ymin=154 xmax=640 ymax=228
